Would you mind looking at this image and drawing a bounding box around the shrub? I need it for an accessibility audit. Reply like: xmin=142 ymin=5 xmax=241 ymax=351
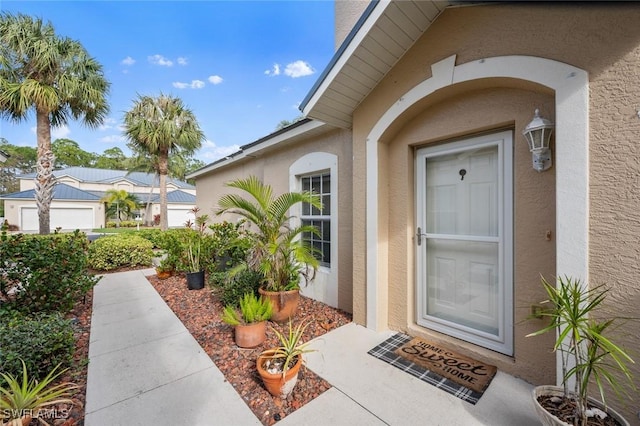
xmin=87 ymin=234 xmax=154 ymax=271
xmin=134 ymin=229 xmax=165 ymax=248
xmin=106 ymin=221 xmax=117 ymax=228
xmin=220 ymin=269 xmax=263 ymax=308
xmin=0 ymin=231 xmax=98 ymax=314
xmin=206 ymin=221 xmax=252 ymax=275
xmin=0 ymin=311 xmax=75 ymax=383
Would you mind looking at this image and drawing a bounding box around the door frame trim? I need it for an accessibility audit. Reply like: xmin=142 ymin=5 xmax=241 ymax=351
xmin=415 ymin=131 xmax=514 ymax=355
xmin=365 ymin=54 xmax=588 ymax=334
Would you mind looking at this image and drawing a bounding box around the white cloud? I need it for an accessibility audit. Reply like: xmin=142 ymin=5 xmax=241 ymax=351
xmin=264 ymin=63 xmax=280 ymax=77
xmin=121 ymin=56 xmax=135 ymax=66
xmin=284 ymin=60 xmax=314 ymax=78
xmin=208 ymin=75 xmax=223 ymax=85
xmin=201 ymin=140 xmax=240 ymax=161
xmin=148 ymin=54 xmax=173 ymax=67
xmin=50 ymin=125 xmax=71 ymax=139
xmin=100 ymin=135 xmax=125 ymax=144
xmin=177 ymin=57 xmax=188 ymax=66
xmin=99 ymin=117 xmax=117 ymax=131
xmin=173 ymin=80 xmax=205 ymax=89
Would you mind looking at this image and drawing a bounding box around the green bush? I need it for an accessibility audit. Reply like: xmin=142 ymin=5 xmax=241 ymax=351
xmin=0 ymin=311 xmax=75 ymax=383
xmin=87 ymin=234 xmax=154 ymax=271
xmin=220 ymin=269 xmax=263 ymax=308
xmin=0 ymin=231 xmax=98 ymax=314
xmin=106 ymin=221 xmax=117 ymax=228
xmin=134 ymin=228 xmax=166 ymax=248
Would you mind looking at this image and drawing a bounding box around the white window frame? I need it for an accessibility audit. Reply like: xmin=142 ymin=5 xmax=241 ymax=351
xmin=300 ymin=172 xmax=332 ymax=267
xmin=290 ymin=152 xmax=338 ymax=307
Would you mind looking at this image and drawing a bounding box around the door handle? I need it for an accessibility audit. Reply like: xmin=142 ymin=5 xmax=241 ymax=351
xmin=416 ymin=227 xmax=427 ymax=246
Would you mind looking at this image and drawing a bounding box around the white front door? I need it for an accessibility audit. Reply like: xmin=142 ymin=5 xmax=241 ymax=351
xmin=416 ymin=131 xmax=513 ymax=355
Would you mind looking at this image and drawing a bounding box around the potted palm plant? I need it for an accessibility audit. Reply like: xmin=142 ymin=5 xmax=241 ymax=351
xmin=217 ymin=176 xmax=322 ymax=322
xmin=222 ymin=292 xmax=273 ymax=348
xmin=527 ymin=275 xmax=635 ymax=426
xmin=256 ymin=320 xmax=315 ymax=399
xmin=0 ymin=360 xmax=78 ymax=426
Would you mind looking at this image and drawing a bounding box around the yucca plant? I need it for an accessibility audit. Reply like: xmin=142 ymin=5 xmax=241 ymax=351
xmin=527 ymin=276 xmax=635 ymax=425
xmin=221 ymin=292 xmax=273 ymax=326
xmin=263 ymin=319 xmax=315 ymax=376
xmin=0 ymin=360 xmax=78 ymax=423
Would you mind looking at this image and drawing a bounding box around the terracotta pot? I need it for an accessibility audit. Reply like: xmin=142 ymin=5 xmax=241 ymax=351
xmin=234 ymin=321 xmax=267 ymax=348
xmin=532 ymin=385 xmax=630 ymax=426
xmin=256 ymin=349 xmax=302 ymax=398
xmin=258 ymin=288 xmax=300 ymax=323
xmin=156 ymin=270 xmax=171 ymax=280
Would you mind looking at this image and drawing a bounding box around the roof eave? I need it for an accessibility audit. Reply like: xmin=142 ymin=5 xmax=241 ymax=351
xmin=187 ymin=120 xmax=331 ymax=180
xmin=301 ymin=0 xmax=453 ymax=129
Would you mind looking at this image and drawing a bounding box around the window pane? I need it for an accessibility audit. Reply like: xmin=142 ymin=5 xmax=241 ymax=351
xmin=312 ymin=176 xmax=321 ymax=194
xmin=302 ymin=202 xmax=310 ymax=216
xmin=322 ymin=174 xmax=330 ymax=194
xmin=323 ymin=220 xmax=330 ymax=240
xmin=302 ymin=177 xmax=310 ymax=192
xmin=322 ymin=194 xmax=330 ymax=214
xmin=323 ymin=242 xmax=331 ymax=264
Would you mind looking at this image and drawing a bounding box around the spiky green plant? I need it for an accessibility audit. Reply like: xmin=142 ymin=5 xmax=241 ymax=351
xmin=221 ymin=292 xmax=272 ymax=326
xmin=263 ymin=319 xmax=316 ymax=377
xmin=0 ymin=360 xmax=78 ymax=422
xmin=527 ymin=276 xmax=635 ymax=425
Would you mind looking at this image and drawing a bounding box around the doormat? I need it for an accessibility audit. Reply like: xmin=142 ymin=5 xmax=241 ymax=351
xmin=367 ymin=333 xmax=497 ymax=404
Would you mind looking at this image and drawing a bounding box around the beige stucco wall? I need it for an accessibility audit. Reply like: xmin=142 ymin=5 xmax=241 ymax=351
xmin=349 ymin=3 xmax=640 ymax=416
xmin=194 ymin=127 xmax=354 ymax=313
xmin=334 ymin=1 xmax=368 ymax=50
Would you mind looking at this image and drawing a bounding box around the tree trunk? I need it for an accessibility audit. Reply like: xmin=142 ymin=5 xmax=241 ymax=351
xmin=159 ymin=153 xmax=169 ymax=231
xmin=35 ymin=109 xmax=55 ymax=235
xmin=144 ymin=174 xmax=158 ymax=226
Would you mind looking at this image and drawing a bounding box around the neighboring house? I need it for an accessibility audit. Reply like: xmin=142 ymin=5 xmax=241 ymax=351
xmin=1 ymin=166 xmax=196 ymax=231
xmin=189 ymin=2 xmax=640 ymax=420
xmin=0 ymin=149 xmax=9 ymax=163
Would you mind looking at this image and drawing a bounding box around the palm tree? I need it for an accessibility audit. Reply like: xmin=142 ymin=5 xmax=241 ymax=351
xmin=101 ymin=189 xmax=139 ymax=227
xmin=0 ymin=13 xmax=110 ymax=234
xmin=123 ymin=94 xmax=204 ymax=230
xmin=217 ymin=176 xmax=322 ymax=292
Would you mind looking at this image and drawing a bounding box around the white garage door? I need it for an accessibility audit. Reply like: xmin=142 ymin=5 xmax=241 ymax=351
xmin=21 ymin=207 xmax=95 ymax=231
xmin=167 ymin=209 xmax=194 ymax=228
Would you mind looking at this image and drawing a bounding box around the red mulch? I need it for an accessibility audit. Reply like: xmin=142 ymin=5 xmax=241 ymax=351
xmin=147 ymin=273 xmax=352 ymax=425
xmin=38 ymin=268 xmax=351 ymax=426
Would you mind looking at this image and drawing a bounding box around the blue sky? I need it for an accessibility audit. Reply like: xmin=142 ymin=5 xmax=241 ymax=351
xmin=0 ymin=1 xmax=335 ymax=163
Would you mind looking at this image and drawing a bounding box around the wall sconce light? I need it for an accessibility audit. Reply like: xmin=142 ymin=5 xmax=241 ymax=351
xmin=523 ymin=109 xmax=554 ymax=172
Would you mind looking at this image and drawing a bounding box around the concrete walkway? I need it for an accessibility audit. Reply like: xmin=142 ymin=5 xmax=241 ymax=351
xmin=85 ymin=269 xmax=540 ymax=425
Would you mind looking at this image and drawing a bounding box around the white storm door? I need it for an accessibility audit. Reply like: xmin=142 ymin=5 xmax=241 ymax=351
xmin=416 ymin=131 xmax=513 ymax=355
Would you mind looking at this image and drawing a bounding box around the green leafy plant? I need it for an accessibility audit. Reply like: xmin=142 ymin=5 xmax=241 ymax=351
xmin=218 ymin=269 xmax=263 ymax=308
xmin=221 ymin=292 xmax=273 ymax=326
xmin=0 ymin=360 xmax=77 ymax=423
xmin=262 ymin=320 xmax=315 ymax=376
xmin=217 ymin=176 xmax=322 ymax=292
xmin=87 ymin=234 xmax=154 ymax=271
xmin=527 ymin=276 xmax=636 ymax=425
xmin=0 ymin=312 xmax=75 ymax=382
xmin=0 ymin=231 xmax=98 ymax=314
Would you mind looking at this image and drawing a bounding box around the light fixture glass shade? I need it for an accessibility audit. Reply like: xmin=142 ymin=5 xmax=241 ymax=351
xmin=523 ymin=109 xmax=554 ymax=172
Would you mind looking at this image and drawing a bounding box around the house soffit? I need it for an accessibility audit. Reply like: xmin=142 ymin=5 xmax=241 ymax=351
xmin=301 ymin=0 xmax=455 ymax=129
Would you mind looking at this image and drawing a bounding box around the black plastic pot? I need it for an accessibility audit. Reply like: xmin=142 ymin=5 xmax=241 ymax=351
xmin=186 ymin=270 xmax=205 ymax=290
